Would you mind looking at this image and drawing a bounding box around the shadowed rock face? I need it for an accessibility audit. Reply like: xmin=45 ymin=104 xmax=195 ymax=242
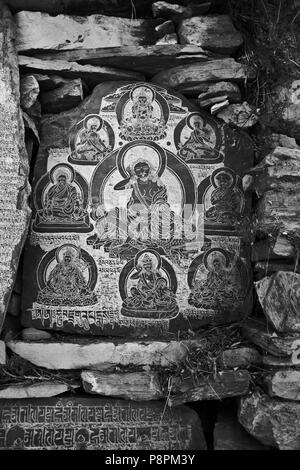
xmin=6 ymin=0 xmax=157 ymax=17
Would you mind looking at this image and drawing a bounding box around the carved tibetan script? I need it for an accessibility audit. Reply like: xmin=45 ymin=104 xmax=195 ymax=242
xmin=22 ymin=81 xmax=253 ymax=336
xmin=0 ymin=398 xmax=204 ymax=450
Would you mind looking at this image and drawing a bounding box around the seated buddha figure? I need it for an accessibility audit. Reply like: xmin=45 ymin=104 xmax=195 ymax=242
xmin=119 ymin=87 xmax=166 ymax=141
xmin=205 ymin=170 xmax=241 ymax=225
xmin=121 ymin=253 xmax=178 ymax=319
xmin=37 ymin=248 xmax=97 ymax=306
xmin=39 ymin=171 xmax=86 ymax=224
xmin=188 ymin=251 xmax=243 ymax=310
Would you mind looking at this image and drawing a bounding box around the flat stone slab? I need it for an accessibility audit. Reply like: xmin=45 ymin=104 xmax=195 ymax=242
xmin=18 ymin=56 xmax=145 ymax=90
xmin=21 ymin=80 xmax=253 ymax=337
xmin=35 ymin=45 xmax=221 ymax=78
xmin=168 ymin=370 xmax=250 ymax=406
xmin=15 ymin=11 xmax=169 ymax=53
xmin=0 ymin=4 xmax=31 ymax=334
xmin=0 ymin=397 xmax=206 ymax=449
xmin=219 ymin=347 xmax=262 ymax=369
xmin=239 ymin=388 xmax=300 ymax=450
xmin=81 ymin=371 xmax=164 ymax=401
xmin=6 ymin=337 xmax=208 ymax=370
xmin=151 ymin=58 xmax=255 ymax=90
xmin=241 ymin=319 xmax=300 ymax=359
xmin=0 ymin=381 xmax=77 ymax=399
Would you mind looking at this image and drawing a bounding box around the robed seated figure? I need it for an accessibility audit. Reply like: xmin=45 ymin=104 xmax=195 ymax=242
xmin=188 ymin=252 xmax=243 ymax=310
xmin=76 ymin=116 xmax=111 ymax=162
xmin=37 ymin=249 xmax=97 ymax=306
xmin=37 ymin=173 xmax=86 ymax=225
xmin=121 ymin=254 xmax=178 ymax=319
xmin=178 ymin=116 xmax=221 ymax=162
xmin=205 ymin=171 xmax=242 ymax=225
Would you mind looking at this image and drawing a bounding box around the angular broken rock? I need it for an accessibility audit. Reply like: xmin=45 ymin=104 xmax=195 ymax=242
xmin=152 ymin=1 xmax=211 ymax=21
xmin=20 ymin=75 xmax=40 ymax=110
xmin=81 ymin=370 xmax=164 ymax=401
xmin=0 ymin=4 xmax=31 ymax=334
xmin=239 ymin=388 xmax=300 ymax=449
xmin=273 ymin=233 xmax=296 ymax=257
xmin=219 ymin=347 xmax=262 ymax=369
xmin=198 ymin=81 xmax=241 ymax=107
xmin=241 ymin=319 xmax=300 ymax=358
xmin=178 ymin=15 xmax=243 ymax=54
xmin=18 ymin=56 xmax=145 ymax=90
xmin=0 ymin=381 xmax=77 ymax=399
xmin=35 ymin=45 xmax=222 ymax=77
xmin=256 ymin=189 xmax=300 ymax=234
xmin=217 ymin=102 xmax=259 ymax=128
xmin=6 ymin=338 xmax=208 ymax=370
xmin=15 ymin=11 xmax=169 ymax=53
xmin=250 ymin=146 xmax=300 ymax=197
xmin=255 ymin=271 xmax=300 ymax=333
xmin=263 ymin=370 xmax=300 ymax=401
xmin=40 ymin=78 xmax=83 ymax=114
xmin=151 ymin=59 xmax=255 ymax=90
xmin=270 ymin=80 xmax=300 ymax=141
xmin=168 ymin=370 xmax=250 ymax=406
xmin=214 ymin=408 xmax=272 ymax=450
xmin=268 ymin=133 xmax=299 ymax=150
xmin=0 ymin=397 xmax=206 ymax=450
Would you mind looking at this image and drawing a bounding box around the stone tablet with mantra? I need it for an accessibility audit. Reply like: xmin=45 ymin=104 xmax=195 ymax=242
xmin=0 ymin=397 xmax=206 ymax=450
xmin=22 ymin=81 xmax=253 ymax=337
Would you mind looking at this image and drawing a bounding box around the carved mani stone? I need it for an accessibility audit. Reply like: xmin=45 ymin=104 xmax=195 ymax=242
xmin=0 ymin=4 xmax=31 ymax=334
xmin=0 ymin=397 xmax=206 ymax=450
xmin=21 ymin=81 xmax=253 ymax=337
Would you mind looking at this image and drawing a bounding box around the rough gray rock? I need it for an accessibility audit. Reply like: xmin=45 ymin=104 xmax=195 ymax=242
xmin=178 ymin=15 xmax=243 ymax=54
xmin=217 ymin=102 xmax=259 ymax=128
xmin=255 ymin=272 xmax=300 ymax=333
xmin=151 ymin=58 xmax=255 ymax=90
xmin=239 ymin=388 xmax=300 ymax=449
